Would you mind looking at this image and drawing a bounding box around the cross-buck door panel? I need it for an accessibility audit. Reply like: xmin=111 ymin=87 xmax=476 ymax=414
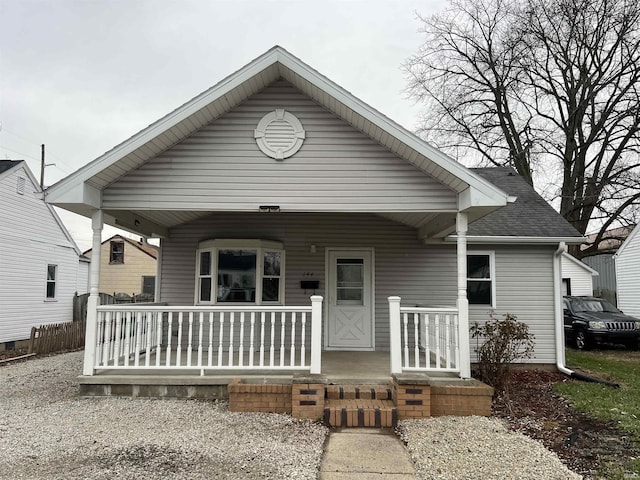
xmin=326 ymin=250 xmax=373 ymax=350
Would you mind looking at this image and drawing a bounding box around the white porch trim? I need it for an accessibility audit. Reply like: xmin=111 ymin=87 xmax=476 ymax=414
xmin=84 ymin=297 xmax=324 ymax=376
xmin=83 ymin=209 xmax=103 ymax=376
xmin=456 ymin=212 xmax=471 ymax=379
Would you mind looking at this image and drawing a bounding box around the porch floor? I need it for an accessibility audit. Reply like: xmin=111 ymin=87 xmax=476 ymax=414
xmin=80 ymin=351 xmax=462 ymax=387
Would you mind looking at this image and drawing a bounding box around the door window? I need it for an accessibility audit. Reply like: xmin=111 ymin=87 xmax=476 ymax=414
xmin=336 ymin=258 xmax=364 ymax=305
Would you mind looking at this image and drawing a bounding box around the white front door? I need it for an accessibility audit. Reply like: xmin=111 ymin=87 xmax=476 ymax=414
xmin=326 ymin=250 xmax=374 ymax=350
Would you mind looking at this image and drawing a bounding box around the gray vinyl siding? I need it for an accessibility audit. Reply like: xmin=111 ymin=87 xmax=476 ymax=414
xmin=159 ymin=213 xmax=558 ymax=363
xmin=0 ymin=166 xmax=79 ymax=343
xmin=583 ymin=254 xmax=617 ymax=304
xmin=103 ymin=80 xmax=457 ymax=212
xmin=469 ymin=244 xmax=558 ymax=364
xmin=616 ymin=228 xmax=640 ymax=318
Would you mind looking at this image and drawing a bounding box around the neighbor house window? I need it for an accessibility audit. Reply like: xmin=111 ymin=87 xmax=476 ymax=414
xmin=196 ymin=239 xmax=285 ymax=304
xmin=467 ymin=252 xmax=495 ymax=306
xmin=46 ymin=264 xmax=57 ymax=299
xmin=142 ymin=276 xmax=156 ymax=295
xmin=110 ymin=241 xmax=124 ymax=264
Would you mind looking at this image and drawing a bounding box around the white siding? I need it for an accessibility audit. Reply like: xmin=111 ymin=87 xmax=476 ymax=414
xmin=561 ymin=254 xmax=594 ymax=296
xmin=160 ymin=212 xmax=558 ymax=363
xmin=0 ymin=166 xmax=79 ymax=343
xmin=616 ymin=226 xmax=640 ymax=317
xmin=76 ymin=260 xmax=90 ymax=294
xmin=103 ymin=81 xmax=457 ymax=213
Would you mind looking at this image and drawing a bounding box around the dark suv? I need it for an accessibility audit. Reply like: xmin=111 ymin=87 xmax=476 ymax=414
xmin=563 ymin=296 xmax=640 ymax=350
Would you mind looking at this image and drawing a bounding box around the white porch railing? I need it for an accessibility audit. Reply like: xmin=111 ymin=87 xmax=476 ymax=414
xmin=388 ymin=296 xmax=460 ymax=375
xmin=89 ymin=296 xmax=323 ymax=375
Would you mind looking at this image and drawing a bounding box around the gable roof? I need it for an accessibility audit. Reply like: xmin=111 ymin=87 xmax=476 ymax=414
xmin=45 ymin=46 xmax=509 ymax=237
xmin=464 ymin=167 xmax=583 ymax=243
xmin=83 ymin=234 xmax=158 ymax=259
xmin=0 ymin=160 xmax=82 ymax=255
xmin=562 ymin=252 xmax=599 ymax=276
xmin=614 ymin=223 xmax=640 ymax=259
xmin=0 ymin=160 xmax=22 ymax=176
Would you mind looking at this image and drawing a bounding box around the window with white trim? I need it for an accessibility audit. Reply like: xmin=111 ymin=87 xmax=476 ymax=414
xmin=467 ymin=252 xmax=495 ymax=306
xmin=46 ymin=264 xmax=57 ymax=300
xmin=196 ymin=239 xmax=285 ymax=304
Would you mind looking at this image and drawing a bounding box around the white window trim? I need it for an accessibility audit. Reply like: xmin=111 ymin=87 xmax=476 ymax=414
xmin=467 ymin=250 xmax=496 ymax=308
xmin=195 ymin=239 xmax=285 ymax=305
xmin=45 ymin=264 xmax=58 ymax=302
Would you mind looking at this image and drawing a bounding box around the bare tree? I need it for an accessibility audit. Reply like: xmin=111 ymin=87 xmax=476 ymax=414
xmin=405 ymin=0 xmax=640 ymax=256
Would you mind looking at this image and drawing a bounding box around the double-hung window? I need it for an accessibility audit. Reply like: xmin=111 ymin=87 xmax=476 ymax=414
xmin=46 ymin=264 xmax=57 ymax=300
xmin=196 ymin=239 xmax=284 ymax=305
xmin=467 ymin=252 xmax=495 ymax=306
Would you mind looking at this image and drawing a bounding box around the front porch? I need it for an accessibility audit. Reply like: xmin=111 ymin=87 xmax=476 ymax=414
xmin=79 ymin=300 xmax=493 ymax=424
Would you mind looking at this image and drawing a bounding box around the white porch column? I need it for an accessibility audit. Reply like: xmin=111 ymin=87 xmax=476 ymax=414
xmin=309 ymin=295 xmax=323 ymax=374
xmin=388 ymin=296 xmax=402 ymax=375
xmin=456 ymin=212 xmax=471 ymax=379
xmin=82 ymin=210 xmax=103 ymax=376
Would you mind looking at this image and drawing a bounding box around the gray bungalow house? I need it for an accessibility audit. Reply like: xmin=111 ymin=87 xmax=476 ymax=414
xmin=45 ymin=47 xmax=582 ymax=422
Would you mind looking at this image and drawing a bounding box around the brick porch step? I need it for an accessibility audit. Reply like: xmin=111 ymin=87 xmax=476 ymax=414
xmin=325 ymin=384 xmax=393 ymax=401
xmin=323 ymin=398 xmax=397 ymax=428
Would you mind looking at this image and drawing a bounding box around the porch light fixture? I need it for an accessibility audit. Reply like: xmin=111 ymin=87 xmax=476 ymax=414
xmin=259 ymin=205 xmax=280 ymax=213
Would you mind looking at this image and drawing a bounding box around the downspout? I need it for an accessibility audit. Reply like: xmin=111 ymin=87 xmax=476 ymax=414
xmin=553 ymin=242 xmax=573 ymax=376
xmin=554 ymin=242 xmax=621 ymax=387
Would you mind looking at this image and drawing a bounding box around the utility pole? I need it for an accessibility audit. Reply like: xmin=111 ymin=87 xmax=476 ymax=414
xmin=40 ymin=144 xmax=45 ymax=190
xmin=39 ymin=144 xmax=55 ymax=192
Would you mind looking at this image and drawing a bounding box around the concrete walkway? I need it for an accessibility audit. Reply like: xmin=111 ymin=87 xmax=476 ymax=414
xmin=320 ymin=428 xmax=416 ymax=479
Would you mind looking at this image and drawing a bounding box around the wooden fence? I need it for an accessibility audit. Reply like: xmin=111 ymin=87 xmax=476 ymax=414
xmin=29 ymin=321 xmax=86 ymax=355
xmin=73 ymin=292 xmax=116 ymax=323
xmin=28 ymin=293 xmax=155 ymax=356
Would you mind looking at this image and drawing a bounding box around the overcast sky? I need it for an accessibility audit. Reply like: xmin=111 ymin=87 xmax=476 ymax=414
xmin=0 ymin=0 xmax=447 ymax=251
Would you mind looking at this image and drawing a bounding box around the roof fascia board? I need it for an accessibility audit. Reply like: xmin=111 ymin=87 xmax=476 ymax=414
xmin=562 ymin=252 xmax=599 ymax=276
xmin=445 ymin=235 xmax=586 ymax=245
xmin=614 ymin=224 xmax=639 ymax=258
xmin=8 ymin=162 xmax=83 ymax=256
xmin=46 ymin=46 xmax=508 ymax=208
xmin=120 ymin=236 xmax=158 ymax=259
xmin=47 ymin=181 xmax=101 ymax=209
xmin=458 ymin=186 xmax=508 ymax=211
xmin=46 ymin=48 xmax=283 ymax=198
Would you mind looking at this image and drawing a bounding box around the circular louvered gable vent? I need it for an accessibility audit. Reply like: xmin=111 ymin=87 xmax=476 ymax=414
xmin=254 ymin=109 xmax=305 ymax=160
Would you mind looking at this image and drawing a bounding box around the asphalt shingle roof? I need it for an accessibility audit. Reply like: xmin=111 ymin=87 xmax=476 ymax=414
xmin=0 ymin=160 xmax=21 ymax=175
xmin=469 ymin=167 xmax=582 ymax=238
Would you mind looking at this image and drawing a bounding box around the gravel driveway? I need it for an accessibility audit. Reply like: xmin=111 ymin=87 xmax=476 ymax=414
xmin=0 ymin=351 xmax=327 ymax=479
xmin=1 ymin=351 xmax=580 ymax=479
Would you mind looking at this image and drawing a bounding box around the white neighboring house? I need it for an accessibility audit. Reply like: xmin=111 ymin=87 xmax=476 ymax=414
xmin=561 ymin=252 xmax=598 ymax=296
xmin=615 ymin=224 xmax=640 ymax=318
xmin=0 ymin=160 xmax=87 ymax=347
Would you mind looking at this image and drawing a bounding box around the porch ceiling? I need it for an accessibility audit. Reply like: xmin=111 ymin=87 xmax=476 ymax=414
xmin=119 ymin=210 xmax=448 ymax=232
xmin=45 ymin=46 xmax=508 ymax=227
xmin=107 ymin=209 xmax=465 ymax=241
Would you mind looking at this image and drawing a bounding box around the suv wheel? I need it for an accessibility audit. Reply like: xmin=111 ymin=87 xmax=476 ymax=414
xmin=575 ymin=330 xmax=591 ymax=350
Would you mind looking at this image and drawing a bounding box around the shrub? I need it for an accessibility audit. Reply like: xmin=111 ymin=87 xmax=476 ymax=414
xmin=470 ymin=313 xmax=535 ymax=394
